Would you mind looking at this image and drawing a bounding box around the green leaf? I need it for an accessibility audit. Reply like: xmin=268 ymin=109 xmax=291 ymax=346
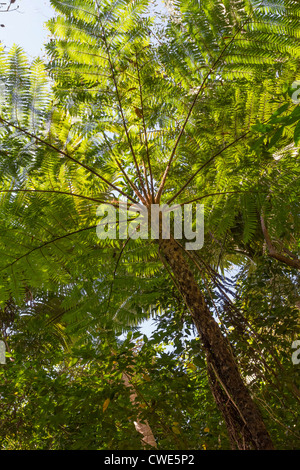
xmin=294 ymin=120 xmax=300 ymax=146
xmin=269 ymin=127 xmax=284 ymax=148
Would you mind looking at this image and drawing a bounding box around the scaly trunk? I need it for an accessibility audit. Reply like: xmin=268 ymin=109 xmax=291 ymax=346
xmin=159 ymin=237 xmax=274 ymax=450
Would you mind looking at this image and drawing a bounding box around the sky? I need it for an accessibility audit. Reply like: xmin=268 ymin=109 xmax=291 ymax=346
xmin=0 ymin=0 xmax=54 ymax=58
xmin=0 ymin=0 xmax=168 ymax=58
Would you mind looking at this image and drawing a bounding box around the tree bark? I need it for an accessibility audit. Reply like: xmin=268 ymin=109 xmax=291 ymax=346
xmin=159 ymin=236 xmax=274 ymax=450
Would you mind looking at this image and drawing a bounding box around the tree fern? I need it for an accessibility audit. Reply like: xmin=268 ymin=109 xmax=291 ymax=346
xmin=0 ymin=0 xmax=299 ymax=449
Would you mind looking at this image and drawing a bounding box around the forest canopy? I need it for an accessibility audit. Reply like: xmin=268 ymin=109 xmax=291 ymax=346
xmin=0 ymin=0 xmax=299 ymax=451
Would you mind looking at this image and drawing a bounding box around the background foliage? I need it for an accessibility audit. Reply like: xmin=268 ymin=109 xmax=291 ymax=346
xmin=0 ymin=0 xmax=299 ymax=449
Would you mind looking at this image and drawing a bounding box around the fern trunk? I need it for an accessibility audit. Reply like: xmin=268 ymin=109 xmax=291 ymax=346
xmin=159 ymin=237 xmax=274 ymax=450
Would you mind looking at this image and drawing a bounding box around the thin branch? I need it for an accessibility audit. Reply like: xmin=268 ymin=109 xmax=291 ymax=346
xmin=155 ymin=21 xmax=249 ymax=203
xmin=95 ymin=8 xmax=147 ymax=202
xmin=260 ymin=215 xmax=300 ymax=270
xmin=136 ymin=53 xmax=153 ymax=200
xmin=106 ymin=237 xmax=131 ymax=311
xmin=209 ymin=361 xmax=247 ymax=426
xmin=217 ymin=231 xmax=228 ymax=270
xmin=101 ymin=132 xmax=145 ymax=201
xmin=172 ymin=239 xmax=285 ymax=384
xmin=167 ymin=131 xmax=249 ymax=205
xmin=0 ymin=189 xmax=122 ymax=207
xmin=0 ymin=225 xmax=97 ymax=272
xmin=115 ymin=158 xmax=146 ymax=203
xmin=0 ymin=116 xmax=138 ymax=205
xmin=176 ymin=190 xmax=263 ymax=206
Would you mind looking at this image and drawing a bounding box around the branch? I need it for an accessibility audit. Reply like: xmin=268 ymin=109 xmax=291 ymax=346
xmin=155 ymin=21 xmax=249 ymax=203
xmin=0 ymin=225 xmax=97 ymax=272
xmin=95 ymin=9 xmax=147 ymax=202
xmin=115 ymin=158 xmax=146 ymax=204
xmin=101 ymin=129 xmax=146 ymax=204
xmin=167 ymin=131 xmax=249 ymax=205
xmin=106 ymin=237 xmax=131 ymax=311
xmin=0 ymin=116 xmax=138 ymax=205
xmin=177 ymin=190 xmax=264 ymax=206
xmin=260 ymin=215 xmax=300 ymax=270
xmin=0 ymin=189 xmax=122 ymax=206
xmin=136 ymin=54 xmax=153 ymax=200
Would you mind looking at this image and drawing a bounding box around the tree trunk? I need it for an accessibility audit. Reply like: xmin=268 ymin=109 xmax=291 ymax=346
xmin=159 ymin=236 xmax=274 ymax=450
